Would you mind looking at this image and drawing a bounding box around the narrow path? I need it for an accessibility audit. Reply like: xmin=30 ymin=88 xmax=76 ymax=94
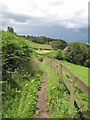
xmin=34 ymin=74 xmax=49 ymax=118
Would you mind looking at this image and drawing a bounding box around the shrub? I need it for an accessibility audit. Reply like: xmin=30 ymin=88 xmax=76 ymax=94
xmin=2 ymin=30 xmax=43 ymax=118
xmin=7 ymin=26 xmax=14 ymax=34
xmin=37 ymin=55 xmax=43 ymax=62
xmin=52 ymin=40 xmax=67 ymax=50
xmin=2 ymin=31 xmax=33 ymax=81
xmin=85 ymin=59 xmax=90 ymax=68
xmin=56 ymin=50 xmax=63 ymax=60
xmin=2 ymin=31 xmax=36 ymax=104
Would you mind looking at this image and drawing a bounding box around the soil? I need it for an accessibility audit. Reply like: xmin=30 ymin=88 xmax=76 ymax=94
xmin=34 ymin=74 xmax=49 ymax=118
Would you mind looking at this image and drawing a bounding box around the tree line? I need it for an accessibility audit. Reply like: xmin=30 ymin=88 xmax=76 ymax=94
xmin=7 ymin=27 xmax=90 ymax=68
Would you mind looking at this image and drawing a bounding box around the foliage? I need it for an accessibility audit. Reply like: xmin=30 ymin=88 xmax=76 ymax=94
xmin=43 ymin=50 xmax=59 ymax=58
xmin=65 ymin=42 xmax=90 ymax=67
xmin=7 ymin=26 xmax=14 ymax=34
xmin=25 ymin=40 xmax=52 ymax=50
xmin=40 ymin=60 xmax=78 ymax=118
xmin=52 ymin=40 xmax=67 ymax=50
xmin=2 ymin=30 xmax=43 ymax=118
xmin=37 ymin=54 xmax=43 ymax=62
xmin=84 ymin=46 xmax=90 ymax=67
xmin=25 ymin=35 xmax=67 ymax=49
xmin=60 ymin=60 xmax=88 ymax=85
xmin=26 ymin=35 xmax=52 ymax=44
xmin=43 ymin=50 xmax=65 ymax=60
xmin=55 ymin=50 xmax=63 ymax=60
xmin=59 ymin=60 xmax=88 ymax=109
xmin=2 ymin=29 xmax=89 ymax=118
xmin=2 ymin=31 xmax=33 ymax=82
xmin=41 ymin=57 xmax=89 ymax=119
xmin=2 ymin=71 xmax=43 ymax=118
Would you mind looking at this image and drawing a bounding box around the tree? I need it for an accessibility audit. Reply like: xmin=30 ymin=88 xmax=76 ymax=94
xmin=7 ymin=26 xmax=14 ymax=33
xmin=56 ymin=50 xmax=63 ymax=60
xmin=65 ymin=42 xmax=89 ymax=67
xmin=52 ymin=40 xmax=68 ymax=50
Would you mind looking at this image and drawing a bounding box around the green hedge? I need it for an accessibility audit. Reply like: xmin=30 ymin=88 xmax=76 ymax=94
xmin=2 ymin=30 xmax=40 ymax=117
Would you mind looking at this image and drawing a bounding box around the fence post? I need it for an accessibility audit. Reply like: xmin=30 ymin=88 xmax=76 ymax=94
xmin=70 ymin=79 xmax=75 ymax=104
xmin=58 ymin=64 xmax=62 ymax=90
xmin=56 ymin=65 xmax=57 ymax=75
xmin=59 ymin=64 xmax=62 ymax=78
xmin=69 ymin=78 xmax=76 ymax=116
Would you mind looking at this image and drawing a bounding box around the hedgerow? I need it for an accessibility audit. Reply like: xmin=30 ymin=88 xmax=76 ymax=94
xmin=2 ymin=30 xmax=43 ymax=118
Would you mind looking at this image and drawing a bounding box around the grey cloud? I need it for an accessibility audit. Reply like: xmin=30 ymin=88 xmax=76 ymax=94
xmin=2 ymin=11 xmax=49 ymax=25
xmin=3 ymin=11 xmax=30 ymax=22
xmin=2 ymin=10 xmax=87 ymax=30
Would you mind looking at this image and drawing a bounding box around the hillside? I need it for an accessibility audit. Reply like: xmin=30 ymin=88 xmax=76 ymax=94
xmin=2 ymin=31 xmax=43 ymax=117
xmin=1 ymin=30 xmax=89 ymax=119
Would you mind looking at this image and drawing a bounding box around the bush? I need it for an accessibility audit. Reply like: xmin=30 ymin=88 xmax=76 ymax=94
xmin=65 ymin=42 xmax=89 ymax=67
xmin=2 ymin=31 xmax=33 ymax=81
xmin=7 ymin=26 xmax=14 ymax=34
xmin=37 ymin=55 xmax=43 ymax=62
xmin=2 ymin=30 xmax=43 ymax=118
xmin=85 ymin=59 xmax=90 ymax=68
xmin=52 ymin=40 xmax=67 ymax=50
xmin=56 ymin=50 xmax=63 ymax=60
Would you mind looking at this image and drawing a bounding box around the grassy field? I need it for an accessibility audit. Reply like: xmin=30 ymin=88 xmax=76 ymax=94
xmin=27 ymin=40 xmax=52 ymax=50
xmin=2 ymin=30 xmax=89 ymax=118
xmin=43 ymin=49 xmax=88 ymax=86
xmin=58 ymin=60 xmax=88 ymax=108
xmin=43 ymin=50 xmax=59 ymax=58
xmin=43 ymin=49 xmax=65 ymax=59
xmin=60 ymin=60 xmax=88 ymax=86
xmin=35 ymin=50 xmax=53 ymax=54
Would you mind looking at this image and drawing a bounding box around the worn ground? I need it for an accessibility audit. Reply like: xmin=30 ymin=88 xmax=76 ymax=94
xmin=34 ymin=75 xmax=49 ymax=118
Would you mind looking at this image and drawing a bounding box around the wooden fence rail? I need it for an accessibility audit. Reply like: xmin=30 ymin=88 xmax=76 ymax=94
xmin=44 ymin=57 xmax=89 ymax=112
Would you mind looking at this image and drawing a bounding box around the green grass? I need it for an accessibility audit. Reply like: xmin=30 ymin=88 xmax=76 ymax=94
xmin=44 ymin=49 xmax=88 ymax=86
xmin=2 ymin=30 xmax=89 ymax=119
xmin=2 ymin=30 xmax=43 ymax=118
xmin=42 ymin=59 xmax=88 ymax=113
xmin=43 ymin=50 xmax=58 ymax=58
xmin=60 ymin=60 xmax=88 ymax=86
xmin=2 ymin=71 xmax=43 ymax=118
xmin=40 ymin=59 xmax=78 ymax=118
xmin=58 ymin=60 xmax=88 ymax=109
xmin=35 ymin=50 xmax=53 ymax=54
xmin=43 ymin=49 xmax=65 ymax=59
xmin=28 ymin=41 xmax=52 ymax=50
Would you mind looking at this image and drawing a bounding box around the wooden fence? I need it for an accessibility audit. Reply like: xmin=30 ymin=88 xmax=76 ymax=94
xmin=44 ymin=57 xmax=90 ymax=112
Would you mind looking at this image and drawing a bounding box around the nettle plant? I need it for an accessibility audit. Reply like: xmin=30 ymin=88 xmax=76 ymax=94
xmin=2 ymin=31 xmax=32 ymax=81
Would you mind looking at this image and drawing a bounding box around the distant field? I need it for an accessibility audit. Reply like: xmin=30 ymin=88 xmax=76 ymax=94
xmin=35 ymin=50 xmax=53 ymax=54
xmin=42 ymin=49 xmax=88 ymax=86
xmin=28 ymin=41 xmax=53 ymax=50
xmin=43 ymin=50 xmax=58 ymax=58
xmin=43 ymin=49 xmax=65 ymax=58
xmin=60 ymin=60 xmax=88 ymax=86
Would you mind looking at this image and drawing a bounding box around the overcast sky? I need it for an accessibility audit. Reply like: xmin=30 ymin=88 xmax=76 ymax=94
xmin=0 ymin=0 xmax=89 ymax=42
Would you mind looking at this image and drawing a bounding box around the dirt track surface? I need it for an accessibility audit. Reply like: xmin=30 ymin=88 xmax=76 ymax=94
xmin=34 ymin=75 xmax=49 ymax=118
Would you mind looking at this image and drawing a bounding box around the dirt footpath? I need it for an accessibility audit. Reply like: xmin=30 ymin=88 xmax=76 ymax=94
xmin=34 ymin=75 xmax=49 ymax=118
